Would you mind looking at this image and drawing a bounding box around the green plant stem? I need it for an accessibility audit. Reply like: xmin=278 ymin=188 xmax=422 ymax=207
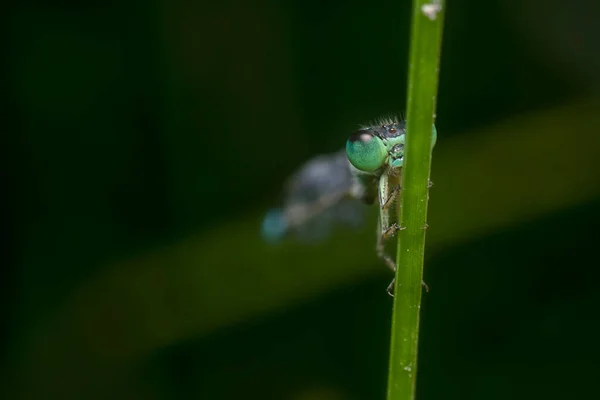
xmin=386 ymin=1 xmax=445 ymax=400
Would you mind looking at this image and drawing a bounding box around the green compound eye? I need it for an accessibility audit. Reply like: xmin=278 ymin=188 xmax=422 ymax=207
xmin=346 ymin=130 xmax=388 ymax=172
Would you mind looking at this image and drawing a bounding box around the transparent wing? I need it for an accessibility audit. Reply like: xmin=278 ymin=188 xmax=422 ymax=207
xmin=261 ymin=150 xmax=366 ymax=242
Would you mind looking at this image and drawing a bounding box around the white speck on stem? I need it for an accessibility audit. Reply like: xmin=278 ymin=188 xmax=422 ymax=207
xmin=404 ymin=363 xmax=412 ymax=372
xmin=421 ymin=1 xmax=442 ymax=20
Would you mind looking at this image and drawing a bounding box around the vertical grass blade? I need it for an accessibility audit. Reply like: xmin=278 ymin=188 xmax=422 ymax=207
xmin=386 ymin=1 xmax=445 ymax=400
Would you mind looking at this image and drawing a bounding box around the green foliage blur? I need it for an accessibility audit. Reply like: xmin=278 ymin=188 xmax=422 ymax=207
xmin=3 ymin=0 xmax=600 ymax=399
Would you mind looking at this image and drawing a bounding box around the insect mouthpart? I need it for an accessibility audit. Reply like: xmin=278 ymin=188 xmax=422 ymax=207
xmin=391 ymin=144 xmax=404 ymax=157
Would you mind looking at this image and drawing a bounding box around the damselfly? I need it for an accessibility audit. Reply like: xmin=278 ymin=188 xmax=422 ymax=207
xmin=261 ymin=118 xmax=437 ymax=295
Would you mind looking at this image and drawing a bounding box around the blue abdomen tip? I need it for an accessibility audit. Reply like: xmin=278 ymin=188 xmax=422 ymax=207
xmin=261 ymin=209 xmax=288 ymax=242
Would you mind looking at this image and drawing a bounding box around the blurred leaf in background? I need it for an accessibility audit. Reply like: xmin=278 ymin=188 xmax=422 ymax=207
xmin=2 ymin=0 xmax=600 ymax=399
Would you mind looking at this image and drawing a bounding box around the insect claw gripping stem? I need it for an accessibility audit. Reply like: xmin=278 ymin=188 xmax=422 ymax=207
xmin=387 ymin=279 xmax=396 ymax=297
xmin=383 ymin=223 xmax=405 ymax=239
xmin=387 ymin=279 xmax=430 ymax=297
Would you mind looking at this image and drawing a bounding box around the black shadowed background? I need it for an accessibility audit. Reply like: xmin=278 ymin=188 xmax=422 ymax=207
xmin=2 ymin=0 xmax=600 ymax=399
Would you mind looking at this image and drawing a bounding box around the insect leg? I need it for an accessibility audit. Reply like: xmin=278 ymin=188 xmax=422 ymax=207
xmin=377 ymin=174 xmax=400 ymax=296
xmin=377 ymin=172 xmax=429 ymax=296
xmin=381 ymin=184 xmax=401 ymax=210
xmin=376 ymin=219 xmax=396 ymax=272
xmin=376 ymin=218 xmax=398 ymax=297
xmin=377 ymin=173 xmax=404 ymax=237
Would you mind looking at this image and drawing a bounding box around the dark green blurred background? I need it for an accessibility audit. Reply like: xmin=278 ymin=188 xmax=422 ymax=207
xmin=3 ymin=0 xmax=600 ymax=399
